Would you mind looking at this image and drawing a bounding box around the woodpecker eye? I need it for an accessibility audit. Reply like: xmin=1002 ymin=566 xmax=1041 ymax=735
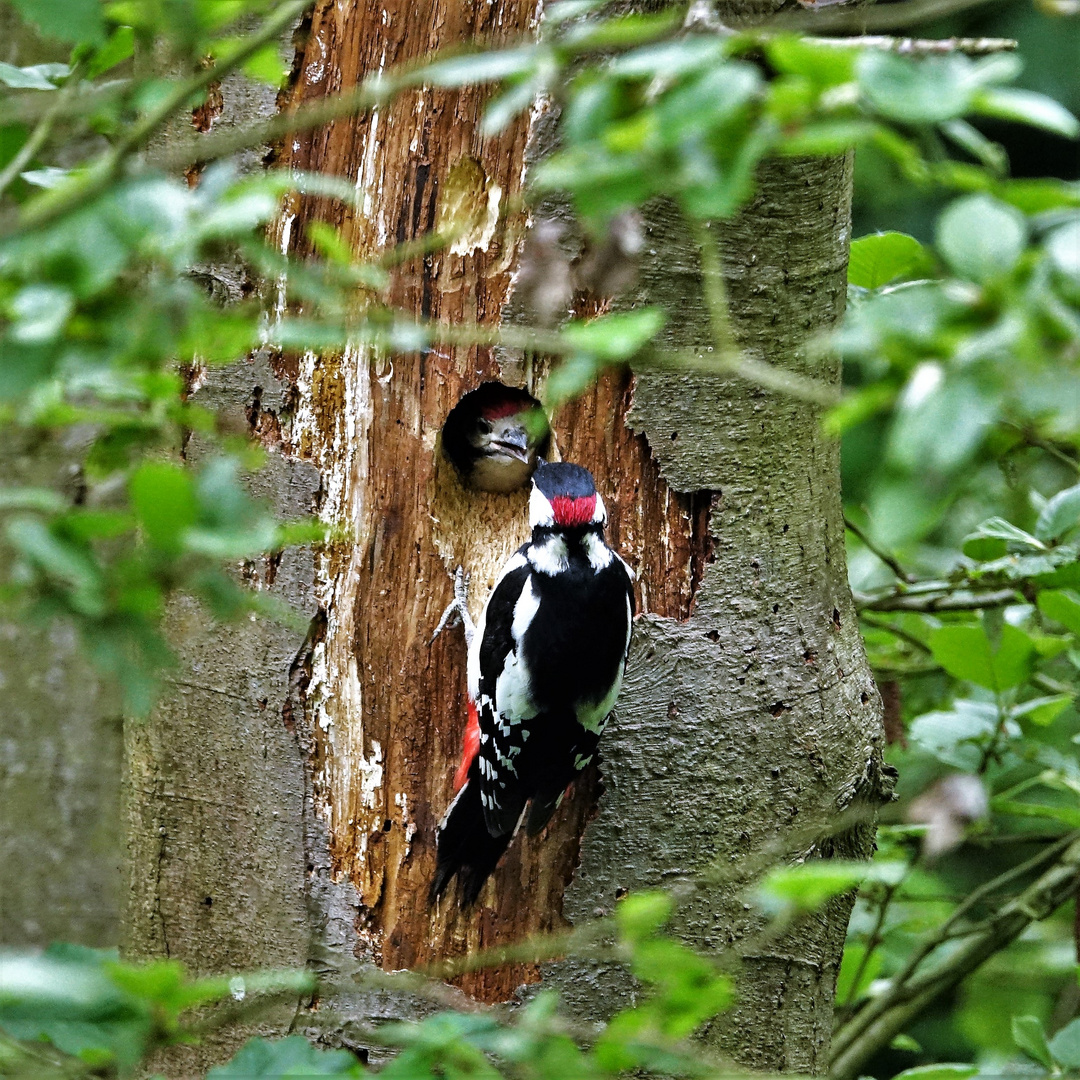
xmin=476 ymin=418 xmax=493 ymax=434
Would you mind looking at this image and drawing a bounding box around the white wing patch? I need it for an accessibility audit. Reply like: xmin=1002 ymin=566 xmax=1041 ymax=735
xmin=511 ymin=576 xmax=540 ymax=643
xmin=467 ymin=551 xmax=527 ymax=700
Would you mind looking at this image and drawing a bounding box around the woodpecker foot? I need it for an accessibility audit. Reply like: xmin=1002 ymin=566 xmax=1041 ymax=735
xmin=431 ymin=566 xmax=475 ymax=649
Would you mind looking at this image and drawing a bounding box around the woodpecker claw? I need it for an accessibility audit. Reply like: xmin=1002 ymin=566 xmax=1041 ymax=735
xmin=432 ymin=566 xmax=475 ymax=648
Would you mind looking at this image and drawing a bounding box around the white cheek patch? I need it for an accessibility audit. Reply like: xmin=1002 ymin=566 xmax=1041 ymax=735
xmin=583 ymin=533 xmax=614 ymax=571
xmin=529 ymin=536 xmax=568 ymax=575
xmin=592 ymin=492 xmax=607 ymax=525
xmin=529 ymin=485 xmax=555 ymax=528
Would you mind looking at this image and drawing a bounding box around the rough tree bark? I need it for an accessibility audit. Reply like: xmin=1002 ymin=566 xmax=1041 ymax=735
xmin=118 ymin=0 xmax=888 ymax=1074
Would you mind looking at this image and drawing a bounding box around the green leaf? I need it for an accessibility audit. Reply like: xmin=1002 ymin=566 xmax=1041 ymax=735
xmin=86 ymin=26 xmax=135 ymax=79
xmin=1047 ymin=220 xmax=1080 ymax=285
xmin=975 ymin=88 xmax=1080 ymax=139
xmin=1013 ymin=694 xmax=1073 ymax=727
xmin=994 ymin=623 xmax=1037 ymax=690
xmin=909 ymin=703 xmax=997 ymax=769
xmin=129 ymin=463 xmax=198 ymax=554
xmin=766 ymin=35 xmax=856 ymax=86
xmin=208 ymin=1036 xmax=363 ymax=1077
xmin=0 ymin=61 xmax=64 ymax=90
xmin=560 ymin=307 xmax=665 ymax=360
xmin=892 ymin=1066 xmax=977 ymax=1080
xmin=857 ymin=53 xmax=974 ymax=124
xmin=1036 ymin=483 xmax=1080 ymax=542
xmin=607 ymin=36 xmax=725 ymax=77
xmin=891 ymin=1034 xmax=922 ymax=1052
xmin=962 ymin=516 xmax=1044 ymax=561
xmin=1051 ymin=1018 xmax=1080 ymax=1069
xmin=929 ymin=625 xmax=996 ymax=687
xmin=616 ymin=890 xmax=672 ymax=943
xmin=929 ymin=623 xmax=1035 ymax=691
xmin=413 ymin=46 xmax=538 ymax=88
xmin=1013 ymin=1015 xmax=1053 ymax=1068
xmin=936 ymin=194 xmax=1027 ymax=283
xmin=757 ymin=860 xmax=872 ymax=913
xmin=242 ymin=43 xmax=288 ymax=87
xmin=992 ymin=798 xmax=1080 ymax=827
xmin=1039 ymin=590 xmax=1080 ymax=635
xmin=848 ymin=232 xmax=933 ymax=289
xmin=10 ymin=0 xmax=107 ymax=44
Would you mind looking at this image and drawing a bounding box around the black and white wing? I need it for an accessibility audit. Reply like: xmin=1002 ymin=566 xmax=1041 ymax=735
xmin=468 ymin=551 xmax=535 ymax=838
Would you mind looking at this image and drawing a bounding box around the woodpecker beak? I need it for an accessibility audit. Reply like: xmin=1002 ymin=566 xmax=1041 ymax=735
xmin=489 ymin=425 xmax=531 ymax=463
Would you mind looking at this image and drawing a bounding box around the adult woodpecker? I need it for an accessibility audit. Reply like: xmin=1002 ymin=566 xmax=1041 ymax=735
xmin=431 ymin=462 xmax=635 ymax=907
xmin=441 ymin=382 xmax=551 ymax=493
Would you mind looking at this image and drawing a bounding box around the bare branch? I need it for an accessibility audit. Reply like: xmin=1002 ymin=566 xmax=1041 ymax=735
xmin=855 ymin=583 xmax=1019 ymax=613
xmin=769 ymin=0 xmax=1013 ymax=35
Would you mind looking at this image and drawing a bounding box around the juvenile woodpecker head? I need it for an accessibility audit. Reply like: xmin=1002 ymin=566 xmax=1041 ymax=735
xmin=530 ymin=462 xmax=607 ymax=530
xmin=442 ymin=383 xmax=551 ymax=494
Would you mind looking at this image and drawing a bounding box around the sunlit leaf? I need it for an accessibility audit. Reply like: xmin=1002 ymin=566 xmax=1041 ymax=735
xmin=858 ymin=53 xmax=974 ymax=124
xmin=1013 ymin=1015 xmax=1054 ymax=1069
xmin=10 ymin=0 xmax=107 ymax=44
xmin=936 ymin=195 xmax=1027 ymax=283
xmin=1050 ymin=1017 xmax=1080 ymax=1069
xmin=1035 ymin=482 xmax=1080 ymax=542
xmin=975 ymin=88 xmax=1080 ymax=139
xmin=848 ymin=232 xmax=933 ymax=289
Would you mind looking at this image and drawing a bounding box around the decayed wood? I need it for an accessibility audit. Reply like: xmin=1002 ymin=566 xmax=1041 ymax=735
xmin=277 ymin=0 xmax=709 ymax=998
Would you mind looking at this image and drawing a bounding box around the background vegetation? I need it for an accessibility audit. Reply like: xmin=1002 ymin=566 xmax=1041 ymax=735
xmin=1 ymin=0 xmax=1078 ymax=1076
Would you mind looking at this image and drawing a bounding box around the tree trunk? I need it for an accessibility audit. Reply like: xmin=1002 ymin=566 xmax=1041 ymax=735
xmin=121 ymin=0 xmax=889 ymax=1073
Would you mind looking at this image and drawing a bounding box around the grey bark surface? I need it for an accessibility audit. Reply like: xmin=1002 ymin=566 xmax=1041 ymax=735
xmin=0 ymin=12 xmax=124 ymax=955
xmin=546 ymin=160 xmax=888 ymax=1072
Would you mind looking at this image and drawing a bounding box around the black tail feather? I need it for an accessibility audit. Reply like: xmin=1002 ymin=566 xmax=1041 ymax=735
xmin=430 ymin=779 xmax=513 ymax=908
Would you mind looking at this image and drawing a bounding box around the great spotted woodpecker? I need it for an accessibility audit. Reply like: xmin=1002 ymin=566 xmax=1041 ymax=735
xmin=431 ymin=462 xmax=635 ymax=907
xmin=441 ymin=382 xmax=551 ymax=493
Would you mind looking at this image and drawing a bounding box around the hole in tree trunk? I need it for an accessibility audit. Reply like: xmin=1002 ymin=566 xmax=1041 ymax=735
xmin=440 ymin=382 xmax=549 ymax=494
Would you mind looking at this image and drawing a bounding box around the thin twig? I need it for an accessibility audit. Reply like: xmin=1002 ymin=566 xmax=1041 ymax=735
xmin=855 ymin=582 xmax=1019 ymax=613
xmin=769 ymin=0 xmax=1012 ymax=34
xmin=0 ymin=64 xmax=85 ymax=200
xmin=808 ymin=34 xmax=1017 ymax=53
xmin=694 ymin=218 xmax=737 ymax=357
xmin=845 ymin=517 xmax=914 ymax=583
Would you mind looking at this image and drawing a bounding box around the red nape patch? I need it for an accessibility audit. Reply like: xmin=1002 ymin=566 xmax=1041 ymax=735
xmin=454 ymin=699 xmax=480 ymax=792
xmin=551 ymin=493 xmax=597 ymax=527
xmin=480 ymin=399 xmax=528 ymax=421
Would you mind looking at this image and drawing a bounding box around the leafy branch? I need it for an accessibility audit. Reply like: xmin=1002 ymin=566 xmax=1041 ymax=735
xmin=831 ymin=833 xmax=1080 ymax=1080
xmin=9 ymin=0 xmax=314 ymax=234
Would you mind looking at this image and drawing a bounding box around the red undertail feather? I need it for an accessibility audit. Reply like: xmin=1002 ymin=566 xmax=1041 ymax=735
xmin=454 ymin=699 xmax=480 ymax=793
xmin=551 ymin=493 xmax=596 ymax=528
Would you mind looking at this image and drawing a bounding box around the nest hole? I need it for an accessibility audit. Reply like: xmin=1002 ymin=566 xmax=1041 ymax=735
xmin=440 ymin=381 xmax=550 ymax=495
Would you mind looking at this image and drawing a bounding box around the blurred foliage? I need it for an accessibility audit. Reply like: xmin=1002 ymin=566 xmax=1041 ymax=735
xmin=2 ymin=0 xmax=1080 ymax=1078
xmin=0 ymin=894 xmax=740 ymax=1078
